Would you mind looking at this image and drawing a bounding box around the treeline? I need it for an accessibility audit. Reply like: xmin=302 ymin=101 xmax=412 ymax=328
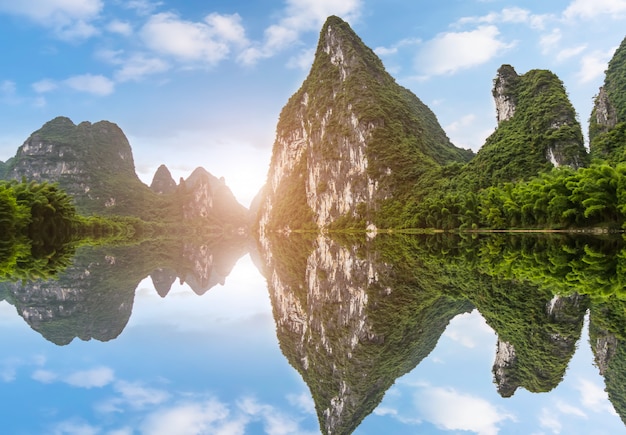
xmin=0 ymin=180 xmax=151 ymax=281
xmin=398 ymin=163 xmax=626 ymax=230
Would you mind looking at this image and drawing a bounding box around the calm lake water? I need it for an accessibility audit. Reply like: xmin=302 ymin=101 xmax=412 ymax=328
xmin=1 ymin=233 xmax=625 ymax=434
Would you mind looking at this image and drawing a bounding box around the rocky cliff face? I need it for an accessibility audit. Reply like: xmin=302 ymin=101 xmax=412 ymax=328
xmin=258 ymin=233 xmax=470 ymax=435
xmin=493 ymin=64 xmax=519 ymax=123
xmin=150 ymin=164 xmax=177 ymax=194
xmin=257 ymin=16 xmax=472 ymax=232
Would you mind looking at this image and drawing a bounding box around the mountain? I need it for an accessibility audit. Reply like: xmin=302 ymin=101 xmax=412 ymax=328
xmin=589 ymin=35 xmax=626 ymax=163
xmin=256 ymin=15 xmax=472 ymax=232
xmin=2 ymin=117 xmax=248 ymax=229
xmin=150 ymin=164 xmax=177 ymax=194
xmin=461 ymin=65 xmax=588 ymax=189
xmin=3 ymin=116 xmax=152 ymax=215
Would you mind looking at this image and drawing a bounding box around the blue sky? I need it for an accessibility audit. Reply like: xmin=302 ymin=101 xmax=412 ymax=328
xmin=0 ymin=0 xmax=625 ymax=206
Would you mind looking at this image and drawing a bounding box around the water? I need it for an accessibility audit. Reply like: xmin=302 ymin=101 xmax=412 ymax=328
xmin=0 ymin=233 xmax=625 ymax=434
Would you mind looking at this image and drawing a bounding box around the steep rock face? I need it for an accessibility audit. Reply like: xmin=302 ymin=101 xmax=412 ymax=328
xmin=493 ymin=339 xmax=518 ymax=397
xmin=589 ymin=35 xmax=626 ymax=162
xmin=493 ymin=64 xmax=519 ymax=123
xmin=150 ymin=164 xmax=177 ymax=194
xmin=259 ymin=233 xmax=471 ymax=435
xmin=4 ymin=117 xmax=151 ymax=215
xmin=257 ymin=16 xmax=472 ymax=232
xmin=465 ymin=65 xmax=588 ymax=188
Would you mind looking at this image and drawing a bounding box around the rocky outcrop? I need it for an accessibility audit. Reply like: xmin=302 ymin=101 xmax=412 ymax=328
xmin=150 ymin=164 xmax=177 ymax=194
xmin=493 ymin=339 xmax=518 ymax=398
xmin=257 ymin=16 xmax=472 ymax=232
xmin=493 ymin=64 xmax=519 ymax=124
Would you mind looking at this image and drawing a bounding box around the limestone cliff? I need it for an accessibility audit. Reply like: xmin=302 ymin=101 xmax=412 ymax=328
xmin=589 ymin=35 xmax=626 ymax=163
xmin=464 ymin=65 xmax=588 ymax=188
xmin=257 ymin=16 xmax=472 ymax=232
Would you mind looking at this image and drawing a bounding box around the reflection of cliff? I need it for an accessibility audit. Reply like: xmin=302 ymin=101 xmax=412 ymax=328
xmin=590 ymin=297 xmax=626 ymax=424
xmin=373 ymin=234 xmax=589 ymax=397
xmin=260 ymin=233 xmax=471 ymax=435
xmin=0 ymin=236 xmax=249 ymax=344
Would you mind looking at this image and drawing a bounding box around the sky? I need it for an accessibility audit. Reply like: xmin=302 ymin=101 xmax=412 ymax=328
xmin=0 ymin=0 xmax=626 ymax=207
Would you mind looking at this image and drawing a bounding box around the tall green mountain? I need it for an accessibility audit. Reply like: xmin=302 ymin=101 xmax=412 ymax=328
xmin=589 ymin=35 xmax=626 ymax=163
xmin=461 ymin=65 xmax=588 ymax=189
xmin=256 ymin=15 xmax=472 ymax=232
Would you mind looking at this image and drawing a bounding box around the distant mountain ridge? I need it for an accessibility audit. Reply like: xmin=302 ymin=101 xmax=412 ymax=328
xmin=1 ymin=116 xmax=248 ymax=229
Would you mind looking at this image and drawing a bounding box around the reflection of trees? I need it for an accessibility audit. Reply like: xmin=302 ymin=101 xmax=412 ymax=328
xmin=0 ymin=235 xmax=249 ymax=345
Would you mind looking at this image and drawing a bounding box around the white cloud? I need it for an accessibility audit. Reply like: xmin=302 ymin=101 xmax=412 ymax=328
xmin=0 ymin=0 xmax=102 ymax=40
xmin=32 ymin=79 xmax=59 ymax=93
xmin=64 ymin=366 xmax=114 ymax=388
xmin=238 ymin=0 xmax=362 ymax=65
xmin=287 ymin=392 xmax=315 ymax=414
xmin=540 ymin=28 xmax=562 ymax=54
xmin=51 ymin=420 xmax=99 ymax=435
xmin=576 ymin=378 xmax=617 ymax=414
xmin=114 ymin=55 xmax=169 ymax=82
xmin=123 ymin=0 xmax=162 ymax=16
xmin=564 ymin=0 xmax=626 ymax=20
xmin=95 ymin=380 xmax=170 ymax=414
xmin=286 ymin=48 xmax=315 ymax=70
xmin=140 ymin=12 xmax=248 ymax=66
xmin=141 ymin=399 xmax=245 ymax=435
xmin=64 ymin=74 xmax=115 ymax=96
xmin=442 ymin=309 xmax=495 ymax=349
xmin=576 ymin=48 xmax=615 ymax=83
xmin=416 ymin=26 xmax=514 ymax=76
xmin=32 ymin=369 xmax=58 ymax=383
xmin=107 ymin=19 xmax=133 ymax=36
xmin=555 ymin=400 xmax=587 ymax=418
xmin=556 ymin=44 xmax=587 ymax=62
xmin=456 ymin=7 xmax=551 ymax=30
xmin=539 ymin=407 xmax=563 ymax=434
xmin=416 ymin=386 xmax=515 ymax=435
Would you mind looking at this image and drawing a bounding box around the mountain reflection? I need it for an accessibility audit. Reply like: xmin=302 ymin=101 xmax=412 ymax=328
xmin=2 ymin=231 xmax=626 ymax=433
xmin=258 ymin=232 xmax=626 ymax=434
xmin=0 ymin=236 xmax=249 ymax=345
